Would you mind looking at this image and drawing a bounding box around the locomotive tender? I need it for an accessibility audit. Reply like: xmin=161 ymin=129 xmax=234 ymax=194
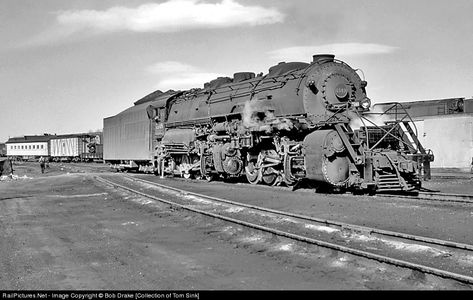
xmin=108 ymin=54 xmax=433 ymax=192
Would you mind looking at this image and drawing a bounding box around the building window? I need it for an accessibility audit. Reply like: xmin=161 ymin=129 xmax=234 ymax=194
xmin=41 ymin=145 xmax=44 ymax=149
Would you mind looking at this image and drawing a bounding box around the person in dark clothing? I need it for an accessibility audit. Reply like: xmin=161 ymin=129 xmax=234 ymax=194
xmin=0 ymin=158 xmax=13 ymax=176
xmin=39 ymin=156 xmax=45 ymax=173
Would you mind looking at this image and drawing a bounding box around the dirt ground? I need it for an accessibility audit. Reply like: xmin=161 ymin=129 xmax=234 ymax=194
xmin=0 ymin=162 xmax=470 ymax=290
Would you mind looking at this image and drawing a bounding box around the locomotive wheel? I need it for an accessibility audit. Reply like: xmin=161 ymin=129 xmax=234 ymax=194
xmin=245 ymin=162 xmax=261 ymax=185
xmin=262 ymin=167 xmax=278 ymax=186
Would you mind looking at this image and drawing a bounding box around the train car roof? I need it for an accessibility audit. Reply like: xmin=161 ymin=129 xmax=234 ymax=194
xmin=374 ymin=97 xmax=465 ymax=107
xmin=133 ymin=89 xmax=179 ymax=106
xmin=49 ymin=133 xmax=100 ymax=140
xmin=6 ymin=135 xmax=52 ymax=144
xmin=133 ymin=89 xmax=164 ymax=106
xmin=105 ymin=90 xmax=183 ymax=120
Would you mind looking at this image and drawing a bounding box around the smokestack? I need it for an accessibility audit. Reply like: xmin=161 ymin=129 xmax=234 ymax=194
xmin=313 ymin=54 xmax=335 ymax=63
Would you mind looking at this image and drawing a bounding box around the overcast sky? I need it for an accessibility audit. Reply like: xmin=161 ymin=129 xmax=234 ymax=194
xmin=1 ymin=0 xmax=473 ymax=142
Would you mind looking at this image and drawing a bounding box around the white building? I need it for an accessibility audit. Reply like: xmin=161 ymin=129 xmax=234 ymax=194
xmin=374 ymin=98 xmax=473 ymax=171
xmin=413 ymin=114 xmax=473 ymax=171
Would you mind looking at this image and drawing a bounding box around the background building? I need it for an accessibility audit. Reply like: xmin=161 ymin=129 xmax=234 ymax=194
xmin=374 ymin=98 xmax=473 ymax=171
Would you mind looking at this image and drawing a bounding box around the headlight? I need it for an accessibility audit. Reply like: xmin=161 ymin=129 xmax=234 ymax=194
xmin=360 ymin=97 xmax=371 ymax=109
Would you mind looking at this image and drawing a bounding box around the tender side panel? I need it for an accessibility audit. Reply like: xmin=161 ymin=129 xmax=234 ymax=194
xmin=103 ymin=105 xmax=153 ymax=161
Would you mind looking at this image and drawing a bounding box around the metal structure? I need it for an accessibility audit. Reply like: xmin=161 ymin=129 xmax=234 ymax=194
xmin=373 ymin=97 xmax=472 ymax=120
xmin=375 ymin=97 xmax=473 ymax=170
xmin=106 ymin=54 xmax=433 ymax=192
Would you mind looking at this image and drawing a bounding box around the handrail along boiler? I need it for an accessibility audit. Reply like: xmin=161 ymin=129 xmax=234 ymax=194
xmin=147 ymin=54 xmax=433 ymax=192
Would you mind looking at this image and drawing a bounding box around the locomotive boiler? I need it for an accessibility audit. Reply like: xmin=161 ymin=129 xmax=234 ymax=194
xmin=147 ymin=54 xmax=433 ymax=192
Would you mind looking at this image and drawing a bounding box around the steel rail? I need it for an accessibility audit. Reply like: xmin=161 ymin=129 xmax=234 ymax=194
xmin=377 ymin=191 xmax=473 ymax=204
xmin=125 ymin=173 xmax=473 ymax=205
xmin=97 ymin=175 xmax=473 ymax=285
xmin=125 ymin=175 xmax=473 ymax=252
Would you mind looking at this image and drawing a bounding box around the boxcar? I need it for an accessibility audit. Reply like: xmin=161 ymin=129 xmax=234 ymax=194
xmin=50 ymin=133 xmax=102 ymax=162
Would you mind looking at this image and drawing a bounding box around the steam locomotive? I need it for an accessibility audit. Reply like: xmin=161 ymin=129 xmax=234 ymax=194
xmin=140 ymin=54 xmax=433 ymax=192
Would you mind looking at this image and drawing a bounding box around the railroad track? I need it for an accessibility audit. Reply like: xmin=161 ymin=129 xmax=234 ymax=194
xmin=376 ymin=191 xmax=473 ymax=204
xmin=121 ymin=174 xmax=473 ymax=205
xmin=96 ymin=174 xmax=473 ymax=285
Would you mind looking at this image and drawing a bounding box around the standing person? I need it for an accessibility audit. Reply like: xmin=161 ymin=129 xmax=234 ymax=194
xmin=39 ymin=156 xmax=45 ymax=173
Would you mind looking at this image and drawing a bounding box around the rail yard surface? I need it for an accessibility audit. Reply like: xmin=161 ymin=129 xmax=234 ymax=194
xmin=1 ymin=162 xmax=472 ymax=290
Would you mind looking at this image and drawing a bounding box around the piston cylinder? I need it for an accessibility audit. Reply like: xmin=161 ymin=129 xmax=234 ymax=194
xmin=303 ymin=130 xmax=349 ymax=186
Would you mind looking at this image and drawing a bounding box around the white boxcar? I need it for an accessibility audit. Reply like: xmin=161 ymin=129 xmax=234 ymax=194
xmin=50 ymin=134 xmax=95 ymax=161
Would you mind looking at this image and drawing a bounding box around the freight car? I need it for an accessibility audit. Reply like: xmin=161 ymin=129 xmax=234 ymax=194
xmin=50 ymin=133 xmax=103 ymax=162
xmin=106 ymin=54 xmax=433 ymax=193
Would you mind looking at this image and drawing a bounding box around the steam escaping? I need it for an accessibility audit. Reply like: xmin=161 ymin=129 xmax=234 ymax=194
xmin=242 ymin=100 xmax=261 ymax=128
xmin=349 ymin=105 xmax=392 ymax=130
xmin=242 ymin=101 xmax=294 ymax=132
xmin=268 ymin=43 xmax=398 ymax=62
xmin=265 ymin=111 xmax=294 ymax=131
